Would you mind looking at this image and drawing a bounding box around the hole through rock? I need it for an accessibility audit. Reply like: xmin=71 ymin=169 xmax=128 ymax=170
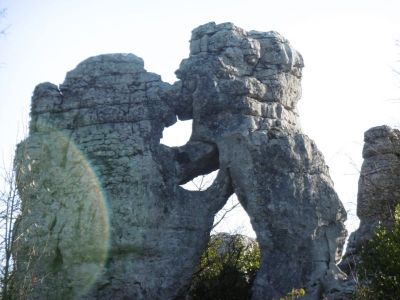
xmin=160 ymin=119 xmax=192 ymax=147
xmin=161 ymin=119 xmax=256 ymax=238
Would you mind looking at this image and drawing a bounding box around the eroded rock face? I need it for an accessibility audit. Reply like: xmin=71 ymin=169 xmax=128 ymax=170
xmin=173 ymin=22 xmax=347 ymax=300
xmin=341 ymin=125 xmax=400 ymax=277
xmin=14 ymin=54 xmax=232 ymax=299
xmin=13 ymin=23 xmax=347 ymax=300
xmin=357 ymin=126 xmax=400 ymax=230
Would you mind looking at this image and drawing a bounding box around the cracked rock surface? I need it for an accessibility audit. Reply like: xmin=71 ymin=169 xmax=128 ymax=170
xmin=173 ymin=22 xmax=348 ymax=300
xmin=341 ymin=125 xmax=400 ymax=281
xmin=14 ymin=53 xmax=232 ymax=300
xmin=13 ymin=23 xmax=347 ymax=300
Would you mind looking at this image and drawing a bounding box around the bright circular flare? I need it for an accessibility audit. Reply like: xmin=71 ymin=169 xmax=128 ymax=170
xmin=15 ymin=126 xmax=110 ymax=299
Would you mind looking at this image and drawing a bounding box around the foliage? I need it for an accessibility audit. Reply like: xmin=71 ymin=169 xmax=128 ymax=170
xmin=353 ymin=285 xmax=376 ymax=300
xmin=189 ymin=233 xmax=260 ymax=300
xmin=356 ymin=204 xmax=400 ymax=300
xmin=279 ymin=288 xmax=305 ymax=300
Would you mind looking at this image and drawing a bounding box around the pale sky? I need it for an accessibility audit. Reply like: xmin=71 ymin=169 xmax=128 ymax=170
xmin=1 ymin=0 xmax=400 ymax=237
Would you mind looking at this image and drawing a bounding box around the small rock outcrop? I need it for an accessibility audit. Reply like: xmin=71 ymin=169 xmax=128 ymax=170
xmin=341 ymin=125 xmax=400 ymax=276
xmin=13 ymin=22 xmax=348 ymax=300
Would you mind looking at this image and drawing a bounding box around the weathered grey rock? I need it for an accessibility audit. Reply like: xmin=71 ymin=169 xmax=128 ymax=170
xmin=341 ymin=125 xmax=400 ymax=279
xmin=173 ymin=22 xmax=348 ymax=300
xmin=358 ymin=126 xmax=400 ymax=229
xmin=13 ymin=53 xmax=232 ymax=299
xmin=13 ymin=23 xmax=348 ymax=300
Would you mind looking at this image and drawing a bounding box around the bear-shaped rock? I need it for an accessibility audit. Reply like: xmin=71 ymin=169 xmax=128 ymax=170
xmin=13 ymin=22 xmax=347 ymax=300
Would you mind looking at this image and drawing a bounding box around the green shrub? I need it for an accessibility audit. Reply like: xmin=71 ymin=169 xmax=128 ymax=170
xmin=279 ymin=288 xmax=305 ymax=300
xmin=356 ymin=204 xmax=400 ymax=300
xmin=189 ymin=233 xmax=260 ymax=300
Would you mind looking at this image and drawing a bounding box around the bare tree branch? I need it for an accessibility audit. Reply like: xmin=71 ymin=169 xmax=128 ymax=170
xmin=212 ymin=201 xmax=240 ymax=230
xmin=0 ymin=157 xmax=21 ymax=298
xmin=189 ymin=172 xmax=241 ymax=233
xmin=0 ymin=8 xmax=9 ymax=36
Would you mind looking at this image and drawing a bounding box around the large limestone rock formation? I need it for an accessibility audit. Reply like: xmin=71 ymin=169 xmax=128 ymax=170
xmin=13 ymin=54 xmax=232 ymax=299
xmin=13 ymin=22 xmax=347 ymax=300
xmin=341 ymin=125 xmax=400 ymax=275
xmin=172 ymin=22 xmax=348 ymax=300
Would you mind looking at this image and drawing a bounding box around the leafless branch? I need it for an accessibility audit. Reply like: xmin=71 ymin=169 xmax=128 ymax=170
xmin=190 ymin=173 xmax=241 ymax=232
xmin=0 ymin=152 xmax=22 ymax=298
xmin=212 ymin=201 xmax=240 ymax=230
xmin=0 ymin=8 xmax=9 ymax=36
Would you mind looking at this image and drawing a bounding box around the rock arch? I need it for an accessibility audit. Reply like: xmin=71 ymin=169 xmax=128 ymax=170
xmin=13 ymin=23 xmax=347 ymax=299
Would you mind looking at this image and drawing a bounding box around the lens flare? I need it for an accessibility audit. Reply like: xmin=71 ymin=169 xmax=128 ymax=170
xmin=16 ymin=124 xmax=110 ymax=298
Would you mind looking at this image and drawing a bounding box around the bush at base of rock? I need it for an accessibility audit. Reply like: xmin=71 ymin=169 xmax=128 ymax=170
xmin=356 ymin=204 xmax=400 ymax=300
xmin=188 ymin=233 xmax=260 ymax=300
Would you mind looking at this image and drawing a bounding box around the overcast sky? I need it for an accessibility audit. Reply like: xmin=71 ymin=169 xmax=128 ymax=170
xmin=1 ymin=0 xmax=400 ymax=236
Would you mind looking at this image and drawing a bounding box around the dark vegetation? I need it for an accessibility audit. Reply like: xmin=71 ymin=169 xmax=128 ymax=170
xmin=189 ymin=233 xmax=260 ymax=300
xmin=355 ymin=204 xmax=400 ymax=300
